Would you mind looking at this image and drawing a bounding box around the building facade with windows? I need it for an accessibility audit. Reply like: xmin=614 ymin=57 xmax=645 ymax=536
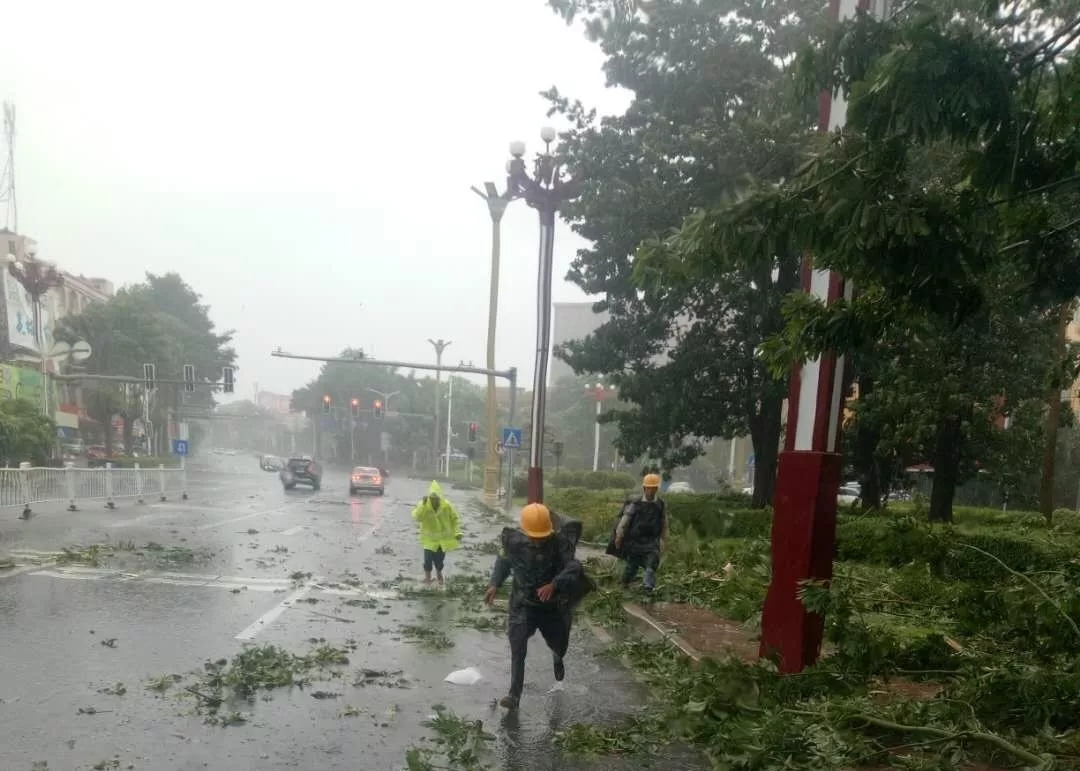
xmin=549 ymin=299 xmax=755 ymax=486
xmin=0 ymin=228 xmax=114 ymax=436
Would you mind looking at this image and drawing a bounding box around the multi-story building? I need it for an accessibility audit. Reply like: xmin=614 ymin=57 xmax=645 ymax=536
xmin=551 ymin=301 xmax=609 ymax=385
xmin=256 ymin=390 xmax=293 ymax=415
xmin=549 ymin=299 xmax=754 ymax=485
xmin=0 ymin=228 xmax=114 ymax=437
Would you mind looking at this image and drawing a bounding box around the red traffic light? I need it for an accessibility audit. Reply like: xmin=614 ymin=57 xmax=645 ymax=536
xmin=351 ymin=398 xmax=359 ymax=406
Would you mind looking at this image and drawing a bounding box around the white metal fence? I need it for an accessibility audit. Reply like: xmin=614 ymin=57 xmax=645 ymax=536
xmin=0 ymin=462 xmax=188 ymax=513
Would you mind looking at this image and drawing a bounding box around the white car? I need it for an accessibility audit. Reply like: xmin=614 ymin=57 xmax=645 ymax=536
xmin=666 ymin=481 xmax=695 ymax=494
xmin=837 ymin=484 xmax=862 ymax=506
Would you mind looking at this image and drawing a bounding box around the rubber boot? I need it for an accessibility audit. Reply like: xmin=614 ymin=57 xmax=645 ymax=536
xmin=553 ymin=654 xmax=565 ymax=682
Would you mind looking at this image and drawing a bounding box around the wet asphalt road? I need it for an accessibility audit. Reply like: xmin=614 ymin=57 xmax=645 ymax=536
xmin=0 ymin=455 xmax=695 ymax=771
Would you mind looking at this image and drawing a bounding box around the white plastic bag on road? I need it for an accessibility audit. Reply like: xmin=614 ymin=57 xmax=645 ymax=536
xmin=444 ymin=667 xmax=483 ymax=686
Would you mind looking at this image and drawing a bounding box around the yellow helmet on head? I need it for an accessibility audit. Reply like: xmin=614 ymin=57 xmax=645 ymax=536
xmin=643 ymin=473 xmax=662 ymax=489
xmin=520 ymin=503 xmax=554 ymax=538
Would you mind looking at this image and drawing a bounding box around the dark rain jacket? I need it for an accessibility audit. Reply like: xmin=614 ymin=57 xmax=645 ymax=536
xmin=606 ymin=497 xmax=668 ymax=559
xmin=489 ymin=512 xmax=593 ymax=611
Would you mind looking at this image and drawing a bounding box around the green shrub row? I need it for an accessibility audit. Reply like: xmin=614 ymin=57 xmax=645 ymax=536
xmin=547 ymin=488 xmax=1080 ymax=585
xmin=512 ymin=469 xmax=639 ymax=497
xmin=545 ymin=486 xmax=767 ymax=543
xmin=836 ymin=514 xmax=1077 ymax=583
xmin=87 ymin=456 xmax=181 ymax=469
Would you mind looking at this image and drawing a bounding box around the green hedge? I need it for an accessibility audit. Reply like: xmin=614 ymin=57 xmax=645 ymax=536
xmin=544 ymin=487 xmax=767 ymax=543
xmin=550 ymin=469 xmax=639 ymax=490
xmin=546 ymin=488 xmax=1078 ymax=585
xmin=513 ymin=470 xmax=638 ymax=497
xmin=87 ymin=456 xmax=181 ymax=469
xmin=835 ymin=514 xmax=1075 ymax=583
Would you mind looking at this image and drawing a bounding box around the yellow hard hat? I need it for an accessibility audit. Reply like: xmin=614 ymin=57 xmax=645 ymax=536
xmin=520 ymin=503 xmax=554 ymax=538
xmin=643 ymin=473 xmax=662 ymax=489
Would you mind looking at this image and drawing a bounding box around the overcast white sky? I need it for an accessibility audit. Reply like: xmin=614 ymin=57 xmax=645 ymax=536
xmin=0 ymin=0 xmax=629 ymax=400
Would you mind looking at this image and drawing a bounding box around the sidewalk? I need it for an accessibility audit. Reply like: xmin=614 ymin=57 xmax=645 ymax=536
xmin=576 ymin=544 xmax=760 ymax=664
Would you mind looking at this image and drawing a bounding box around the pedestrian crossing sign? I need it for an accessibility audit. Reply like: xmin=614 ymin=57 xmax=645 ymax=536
xmin=502 ymin=427 xmax=523 ymax=450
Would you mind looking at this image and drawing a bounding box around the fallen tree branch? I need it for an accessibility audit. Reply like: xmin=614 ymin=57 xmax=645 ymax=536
xmin=956 ymin=542 xmax=1080 ymax=639
xmin=850 ymin=713 xmax=1050 ymax=769
xmin=782 ymin=708 xmax=1051 ymax=768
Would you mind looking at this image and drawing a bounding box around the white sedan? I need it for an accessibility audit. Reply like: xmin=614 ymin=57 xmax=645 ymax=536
xmin=837 ymin=484 xmax=862 ymax=506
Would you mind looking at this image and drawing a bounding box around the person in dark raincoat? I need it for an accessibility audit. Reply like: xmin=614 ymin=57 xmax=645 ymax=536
xmin=607 ymin=473 xmax=668 ymax=591
xmin=484 ymin=503 xmax=592 ymax=710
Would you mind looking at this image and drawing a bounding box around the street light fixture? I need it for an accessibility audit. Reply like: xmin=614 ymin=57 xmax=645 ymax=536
xmin=6 ymin=252 xmax=64 ymax=417
xmin=584 ymin=381 xmax=617 ymax=472
xmin=505 ymin=127 xmax=583 ymax=504
xmin=471 ymin=181 xmax=511 ymax=507
xmin=428 ymin=338 xmax=452 ymax=474
xmin=365 ymin=388 xmax=400 ymax=413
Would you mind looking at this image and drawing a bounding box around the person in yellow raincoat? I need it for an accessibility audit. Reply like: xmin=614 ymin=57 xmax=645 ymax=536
xmin=411 ymin=480 xmax=462 ymax=585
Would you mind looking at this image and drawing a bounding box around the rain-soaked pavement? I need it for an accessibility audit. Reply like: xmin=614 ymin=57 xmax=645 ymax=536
xmin=0 ymin=455 xmax=703 ymax=771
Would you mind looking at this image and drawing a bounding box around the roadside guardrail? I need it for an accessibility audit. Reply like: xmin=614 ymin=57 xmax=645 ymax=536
xmin=0 ymin=462 xmax=188 ymax=516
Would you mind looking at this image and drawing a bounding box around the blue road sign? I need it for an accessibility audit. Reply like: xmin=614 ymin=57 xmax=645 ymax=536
xmin=171 ymin=439 xmax=189 ymax=457
xmin=502 ymin=427 xmax=523 ymax=450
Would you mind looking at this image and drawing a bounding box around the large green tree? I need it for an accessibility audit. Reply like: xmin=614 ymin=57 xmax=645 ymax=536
xmin=639 ymin=2 xmax=1080 ymax=521
xmin=545 ymin=0 xmax=824 ymax=506
xmin=0 ymin=398 xmax=56 ymax=465
xmin=57 ymin=273 xmax=236 ymax=454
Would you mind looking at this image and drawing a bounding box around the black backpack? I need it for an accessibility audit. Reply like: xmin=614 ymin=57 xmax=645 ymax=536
xmin=605 ymin=498 xmax=666 ymax=556
xmin=548 ymin=510 xmax=594 ymax=608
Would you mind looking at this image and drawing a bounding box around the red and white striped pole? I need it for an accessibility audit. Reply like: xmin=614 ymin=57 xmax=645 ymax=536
xmin=759 ymin=0 xmax=886 ymax=673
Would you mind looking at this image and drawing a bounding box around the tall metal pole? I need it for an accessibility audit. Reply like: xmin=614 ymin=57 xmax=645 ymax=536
xmin=428 ymin=338 xmax=451 ymax=475
xmin=505 ymin=368 xmax=518 ymax=511
xmin=506 ymin=128 xmax=581 ymax=505
xmin=593 ymin=400 xmax=602 ymax=472
xmin=444 ymin=373 xmax=455 ymax=476
xmin=472 ymin=184 xmax=509 ymax=507
xmin=33 ymin=291 xmax=48 ymax=417
xmin=528 ymin=208 xmax=556 ymax=499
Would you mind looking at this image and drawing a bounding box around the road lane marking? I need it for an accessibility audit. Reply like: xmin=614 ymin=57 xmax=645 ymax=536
xmin=29 ymin=567 xmax=295 ymax=592
xmin=7 ymin=549 xmax=63 ymax=561
xmin=0 ymin=564 xmax=47 ymax=580
xmin=281 ymin=525 xmax=306 ymax=536
xmin=15 ymin=565 xmax=401 ymax=603
xmin=235 ymin=585 xmax=314 ymax=641
xmin=193 ymin=506 xmax=290 ymax=532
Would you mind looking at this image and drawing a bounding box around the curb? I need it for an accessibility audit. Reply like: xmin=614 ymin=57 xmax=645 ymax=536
xmin=621 ymin=601 xmax=704 ymax=664
xmin=469 ymin=496 xmax=513 ymax=521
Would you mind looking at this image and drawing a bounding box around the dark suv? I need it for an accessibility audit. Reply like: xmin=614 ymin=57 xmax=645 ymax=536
xmin=280 ymin=457 xmax=322 ymax=491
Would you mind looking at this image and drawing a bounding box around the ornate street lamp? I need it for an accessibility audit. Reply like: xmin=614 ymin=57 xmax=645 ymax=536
xmin=5 ymin=252 xmax=63 ymax=416
xmin=506 ymin=126 xmax=582 ymax=504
